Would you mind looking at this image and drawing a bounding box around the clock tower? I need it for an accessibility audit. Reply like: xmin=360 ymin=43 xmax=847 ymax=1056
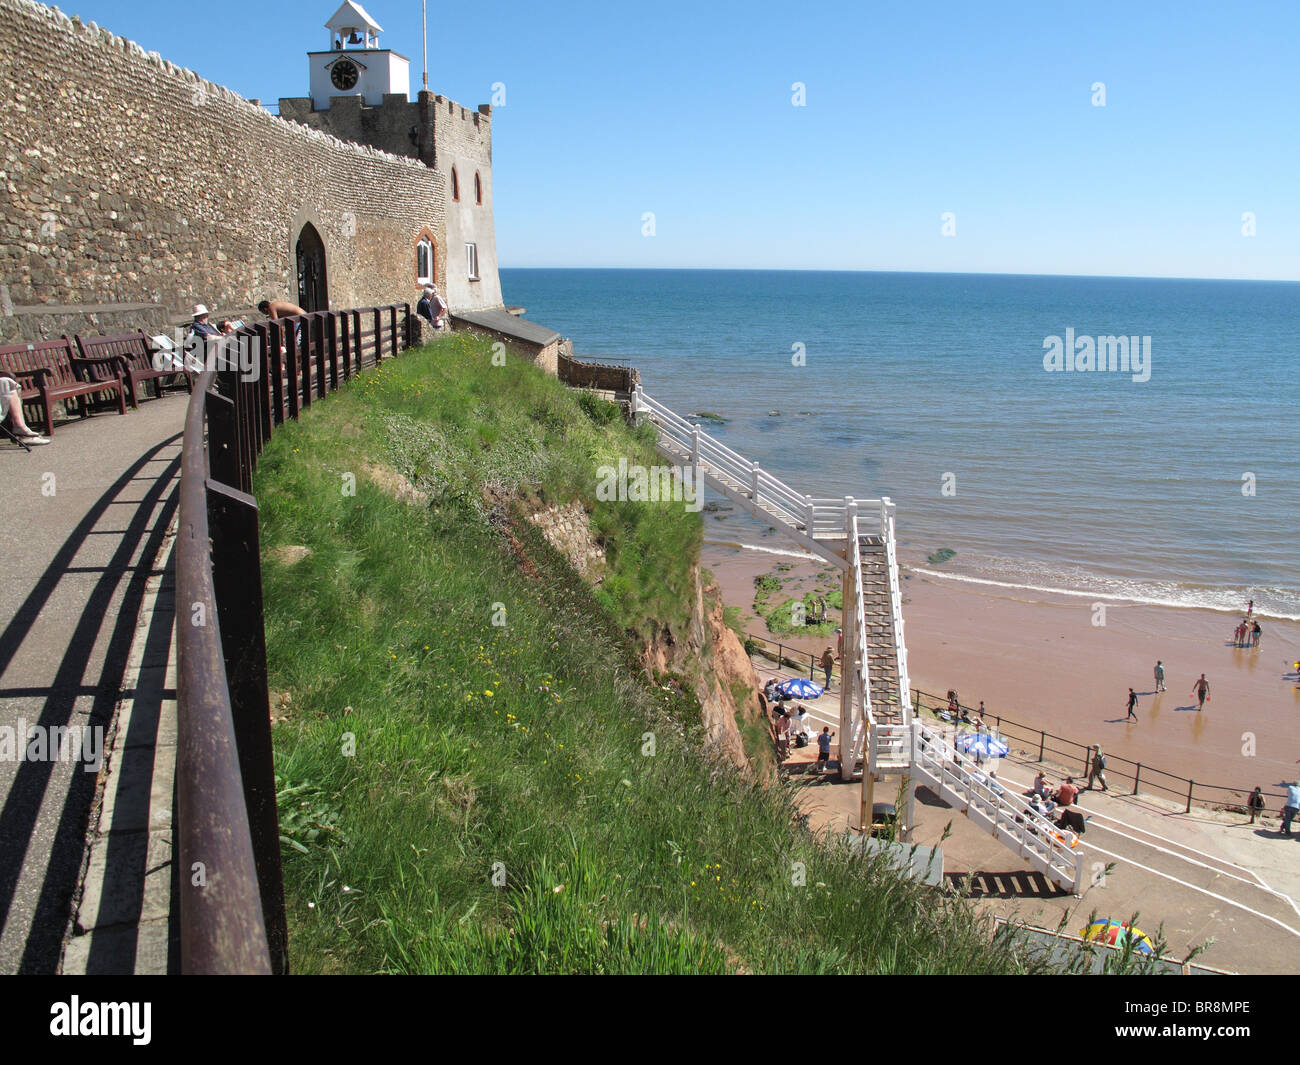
xmin=308 ymin=1 xmax=410 ymax=108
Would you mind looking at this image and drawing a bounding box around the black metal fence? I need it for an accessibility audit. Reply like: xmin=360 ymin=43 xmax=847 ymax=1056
xmin=175 ymin=304 xmax=413 ymax=973
xmin=743 ymin=631 xmax=838 ymax=688
xmin=910 ymin=688 xmax=1283 ymax=814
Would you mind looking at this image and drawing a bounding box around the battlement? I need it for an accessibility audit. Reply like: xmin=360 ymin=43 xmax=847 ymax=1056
xmin=431 ymin=94 xmax=493 ymax=126
xmin=280 ymin=90 xmax=490 ymax=126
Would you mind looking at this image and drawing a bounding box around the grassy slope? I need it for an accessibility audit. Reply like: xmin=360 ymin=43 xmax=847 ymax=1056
xmin=255 ymin=333 xmax=1029 ymax=974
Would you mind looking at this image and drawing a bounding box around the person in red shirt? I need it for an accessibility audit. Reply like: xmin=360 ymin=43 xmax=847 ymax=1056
xmin=1054 ymin=777 xmax=1079 ymax=807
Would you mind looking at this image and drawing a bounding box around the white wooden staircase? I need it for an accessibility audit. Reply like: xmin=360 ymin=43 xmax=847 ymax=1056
xmin=628 ymin=388 xmax=1085 ymax=893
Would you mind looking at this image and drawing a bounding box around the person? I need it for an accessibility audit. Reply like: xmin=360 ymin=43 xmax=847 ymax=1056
xmin=1192 ymin=674 xmax=1210 ymax=711
xmin=259 ymin=298 xmax=308 ymax=357
xmin=820 ymin=647 xmax=834 ymax=688
xmin=1086 ymin=745 xmax=1109 ymax=791
xmin=1247 ymin=786 xmax=1266 ymax=825
xmin=835 ymin=627 xmax=842 ymax=658
xmin=1026 ymin=771 xmax=1050 ymax=799
xmin=776 ymin=711 xmax=790 ymax=756
xmin=1125 ymin=687 xmax=1138 ymax=722
xmin=1232 ymin=621 xmax=1244 ymax=647
xmin=416 ymin=285 xmax=448 ymax=330
xmin=1252 ymin=620 xmax=1261 ymax=647
xmin=1154 ymin=660 xmax=1166 ymax=693
xmin=257 ymin=298 xmax=306 ymax=320
xmin=0 ymin=376 xmax=50 ymax=445
xmin=1053 ymin=777 xmax=1079 ymax=807
xmin=816 ymin=596 xmax=827 ymax=623
xmin=1247 ymin=598 xmax=1254 ymax=616
xmin=188 ymin=303 xmax=220 ymax=339
xmin=1281 ymin=780 xmax=1300 ymax=837
xmin=1027 ymin=793 xmax=1056 ymax=818
xmin=816 ymin=727 xmax=834 ymax=772
xmin=792 ymin=703 xmax=810 ymax=743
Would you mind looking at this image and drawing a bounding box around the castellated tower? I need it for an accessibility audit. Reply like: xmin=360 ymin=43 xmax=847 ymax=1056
xmin=278 ymin=2 xmax=503 ymax=314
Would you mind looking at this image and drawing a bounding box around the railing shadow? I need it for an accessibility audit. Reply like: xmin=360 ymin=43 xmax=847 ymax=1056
xmin=0 ymin=433 xmax=180 ymax=973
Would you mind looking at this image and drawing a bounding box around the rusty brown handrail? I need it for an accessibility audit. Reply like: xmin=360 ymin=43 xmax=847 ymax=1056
xmin=176 ymin=368 xmax=273 ymax=974
xmin=174 ymin=304 xmax=413 ymax=973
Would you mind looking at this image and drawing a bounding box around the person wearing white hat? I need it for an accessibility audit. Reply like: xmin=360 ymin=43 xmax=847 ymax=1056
xmin=190 ymin=303 xmax=220 ymax=341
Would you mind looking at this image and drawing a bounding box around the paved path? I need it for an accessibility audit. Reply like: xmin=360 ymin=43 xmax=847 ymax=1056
xmin=0 ymin=396 xmax=186 ymax=973
xmin=755 ymin=656 xmax=1300 ymax=974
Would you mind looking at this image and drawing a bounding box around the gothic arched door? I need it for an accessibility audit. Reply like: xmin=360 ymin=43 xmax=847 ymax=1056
xmin=295 ymin=223 xmax=328 ymax=312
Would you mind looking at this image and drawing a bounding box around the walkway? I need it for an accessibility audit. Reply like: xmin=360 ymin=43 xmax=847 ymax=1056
xmin=0 ymin=394 xmax=186 ymax=973
xmin=757 ymin=652 xmax=1300 ymax=974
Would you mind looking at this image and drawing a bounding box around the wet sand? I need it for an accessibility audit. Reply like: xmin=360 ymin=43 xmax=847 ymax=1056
xmin=704 ymin=538 xmax=1300 ymax=799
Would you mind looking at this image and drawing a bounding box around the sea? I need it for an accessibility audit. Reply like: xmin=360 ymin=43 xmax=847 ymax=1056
xmin=500 ymin=269 xmax=1300 ymax=620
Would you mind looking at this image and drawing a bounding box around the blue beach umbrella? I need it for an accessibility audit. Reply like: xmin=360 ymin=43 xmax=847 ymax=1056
xmin=956 ymin=732 xmax=1010 ymax=759
xmin=778 ymin=677 xmax=824 ymax=699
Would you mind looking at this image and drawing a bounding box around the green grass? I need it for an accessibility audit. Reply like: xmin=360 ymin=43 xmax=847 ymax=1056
xmin=752 ymin=568 xmax=842 ymax=637
xmin=255 ymin=333 xmax=1038 ymax=974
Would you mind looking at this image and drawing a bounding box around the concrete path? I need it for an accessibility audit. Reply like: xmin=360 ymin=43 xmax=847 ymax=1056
xmin=754 ymin=656 xmax=1300 ymax=974
xmin=0 ymin=395 xmax=186 ymax=973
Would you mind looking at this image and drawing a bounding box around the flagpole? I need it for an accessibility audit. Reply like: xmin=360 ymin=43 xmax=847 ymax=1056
xmin=422 ymin=0 xmax=428 ymax=89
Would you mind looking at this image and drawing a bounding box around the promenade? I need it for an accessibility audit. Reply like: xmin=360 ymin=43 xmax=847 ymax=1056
xmin=0 ymin=395 xmax=186 ymax=973
xmin=756 ymin=656 xmax=1300 ymax=975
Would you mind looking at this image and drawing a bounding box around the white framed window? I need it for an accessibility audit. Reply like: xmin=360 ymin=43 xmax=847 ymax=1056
xmin=466 ymin=242 xmax=479 ymax=281
xmin=416 ymin=237 xmax=434 ymax=286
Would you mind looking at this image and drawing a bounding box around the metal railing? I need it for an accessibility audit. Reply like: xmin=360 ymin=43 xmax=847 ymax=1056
xmin=627 ymin=389 xmax=1091 ymax=884
xmin=911 ymin=720 xmax=1084 ymax=892
xmin=630 ymin=389 xmax=874 ymax=557
xmin=175 ymin=303 xmax=413 ymax=973
xmin=910 ymin=687 xmax=1285 ymax=813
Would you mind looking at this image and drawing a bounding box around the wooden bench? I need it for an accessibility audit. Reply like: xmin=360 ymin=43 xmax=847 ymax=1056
xmin=0 ymin=337 xmax=129 ymax=435
xmin=76 ymin=331 xmax=191 ymax=408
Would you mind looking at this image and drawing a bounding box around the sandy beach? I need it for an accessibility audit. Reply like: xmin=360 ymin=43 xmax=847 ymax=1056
xmin=705 ymin=538 xmax=1300 ymax=802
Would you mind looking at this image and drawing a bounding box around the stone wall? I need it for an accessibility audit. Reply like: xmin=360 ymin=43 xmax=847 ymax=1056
xmin=558 ymin=351 xmax=641 ymax=393
xmin=277 ymin=90 xmax=504 ymax=315
xmin=0 ymin=0 xmax=444 ymax=343
xmin=434 ymin=96 xmax=502 ymax=313
xmin=528 ymin=501 xmax=606 ymax=581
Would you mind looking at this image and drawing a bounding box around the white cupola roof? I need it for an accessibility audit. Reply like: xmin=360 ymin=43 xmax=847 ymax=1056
xmin=326 ymin=2 xmax=383 ymax=47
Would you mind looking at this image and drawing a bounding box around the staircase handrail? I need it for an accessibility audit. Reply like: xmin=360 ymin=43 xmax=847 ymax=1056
xmin=846 ymin=507 xmax=874 ymax=768
xmin=881 ymin=499 xmax=912 ymax=719
xmin=912 ymin=721 xmax=1085 ymax=891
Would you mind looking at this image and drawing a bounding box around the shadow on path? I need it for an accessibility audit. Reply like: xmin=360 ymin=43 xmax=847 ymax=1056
xmin=0 ymin=433 xmax=179 ymax=973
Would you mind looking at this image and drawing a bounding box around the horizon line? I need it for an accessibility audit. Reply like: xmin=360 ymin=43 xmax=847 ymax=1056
xmin=498 ymin=266 xmax=1300 ymax=284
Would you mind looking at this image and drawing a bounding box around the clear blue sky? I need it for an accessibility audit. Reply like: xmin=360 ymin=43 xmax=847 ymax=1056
xmin=73 ymin=1 xmax=1299 ymax=279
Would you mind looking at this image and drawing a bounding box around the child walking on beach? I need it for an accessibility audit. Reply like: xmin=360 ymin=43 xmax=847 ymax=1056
xmin=1154 ymin=660 xmax=1166 ymax=692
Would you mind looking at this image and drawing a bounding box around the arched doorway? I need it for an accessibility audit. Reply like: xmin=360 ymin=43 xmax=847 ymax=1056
xmin=295 ymin=223 xmax=328 ymax=312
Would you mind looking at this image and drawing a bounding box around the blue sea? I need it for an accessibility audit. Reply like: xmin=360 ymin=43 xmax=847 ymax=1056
xmin=501 ymin=269 xmax=1300 ymax=619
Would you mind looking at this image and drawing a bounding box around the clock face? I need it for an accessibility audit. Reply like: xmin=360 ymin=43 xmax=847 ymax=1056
xmin=331 ymin=59 xmax=359 ymax=91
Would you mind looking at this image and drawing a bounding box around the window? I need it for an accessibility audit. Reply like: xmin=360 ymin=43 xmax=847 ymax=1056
xmin=451 ymin=167 xmax=459 ymax=202
xmin=466 ymin=242 xmax=479 ymax=281
xmin=416 ymin=236 xmax=434 ymax=286
xmin=474 ymin=172 xmax=482 ymax=205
